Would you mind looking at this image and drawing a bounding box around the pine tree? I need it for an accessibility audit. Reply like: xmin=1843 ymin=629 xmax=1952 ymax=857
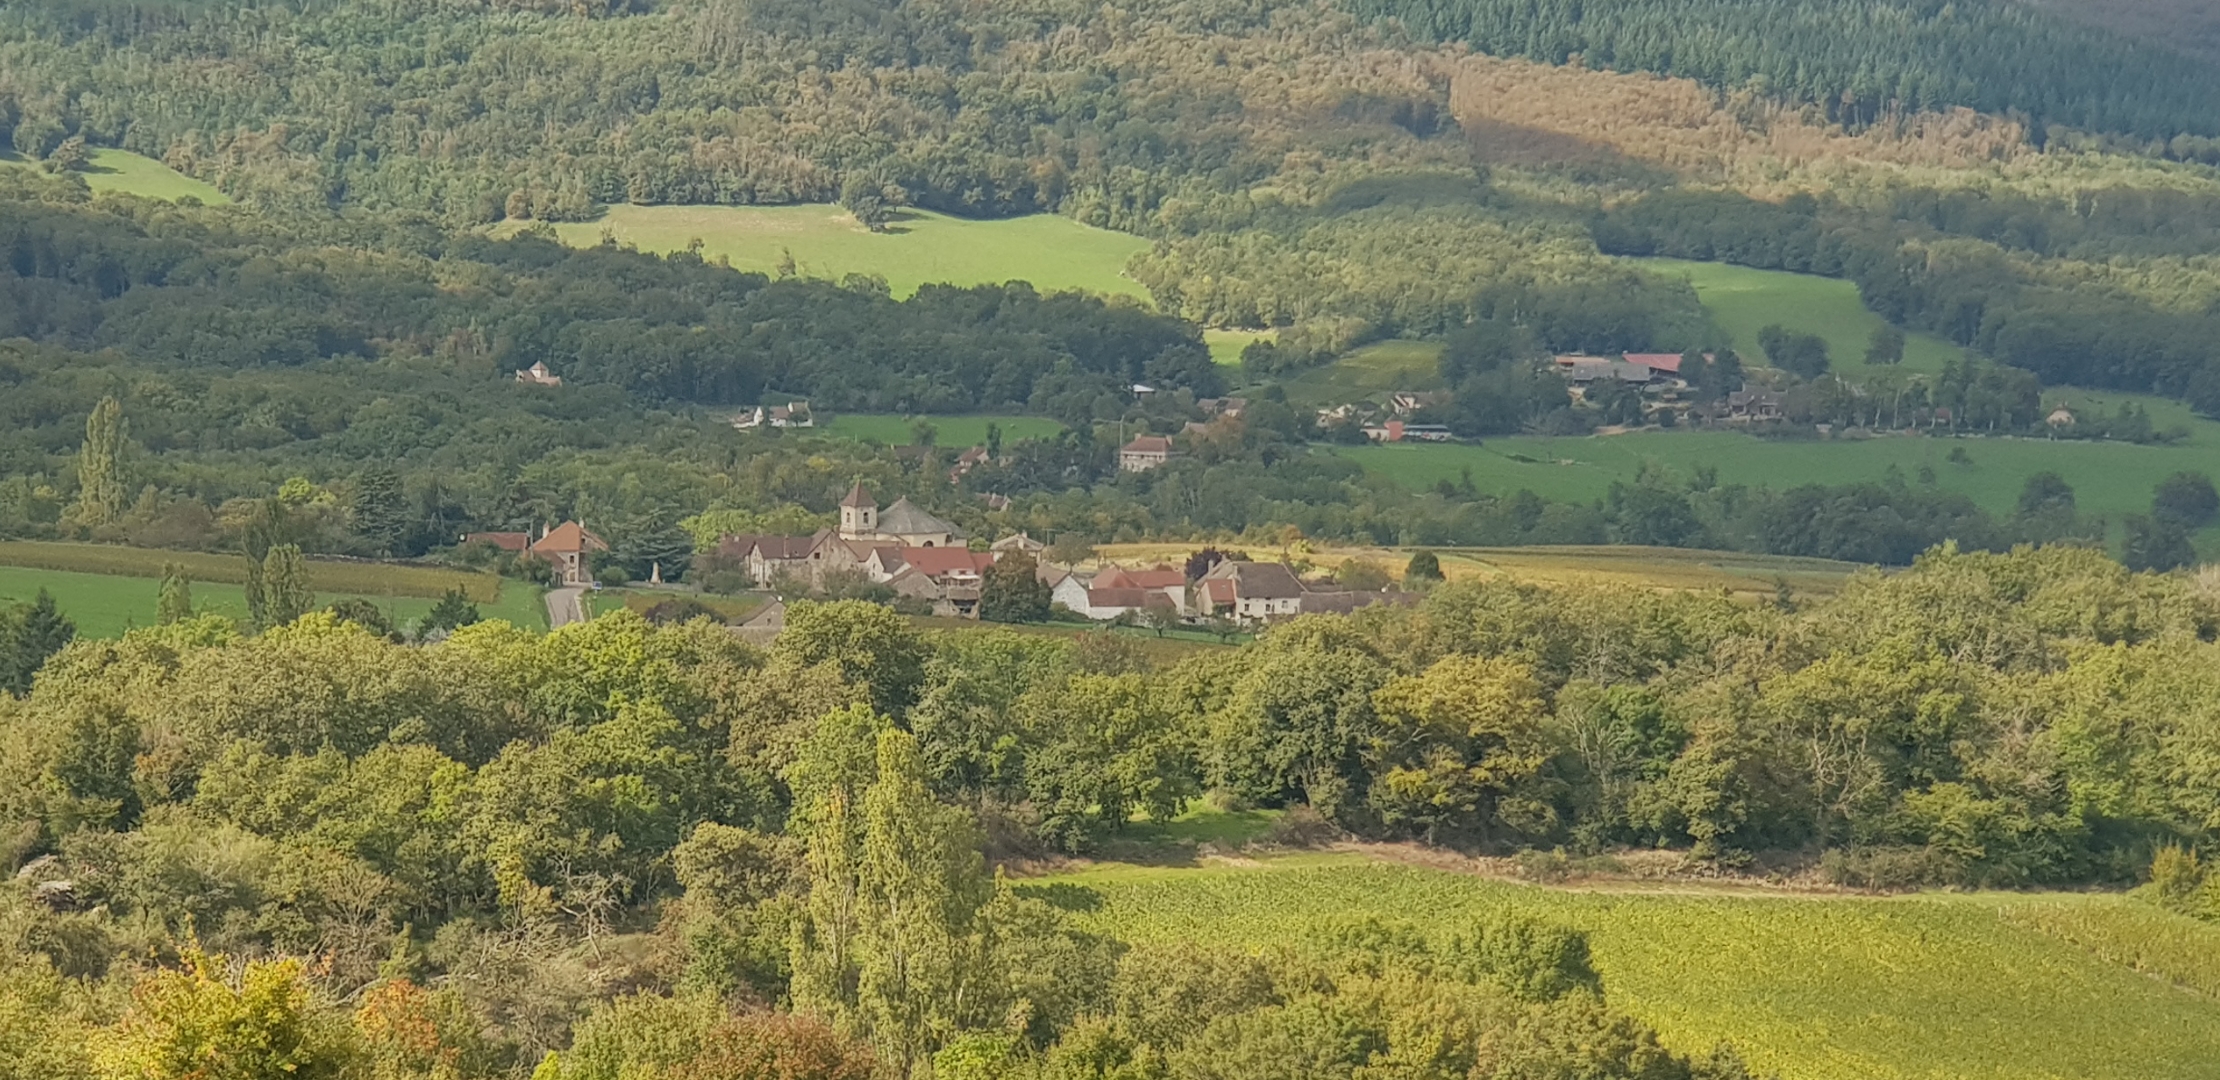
xmin=0 ymin=589 xmax=76 ymax=696
xmin=353 ymin=466 xmax=411 ymax=557
xmin=261 ymin=544 xmax=316 ymax=628
xmin=423 ymin=588 xmax=480 ymax=634
xmin=73 ymin=395 xmax=128 ymax=528
xmin=156 ymin=564 xmax=194 ymax=624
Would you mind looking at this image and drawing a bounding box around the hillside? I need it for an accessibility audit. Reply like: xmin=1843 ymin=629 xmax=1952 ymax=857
xmin=1049 ymin=855 xmax=2220 ymax=1080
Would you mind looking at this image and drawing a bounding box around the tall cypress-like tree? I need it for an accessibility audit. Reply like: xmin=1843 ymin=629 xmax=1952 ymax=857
xmin=73 ymin=396 xmax=128 ymax=528
xmin=156 ymin=564 xmax=194 ymax=625
xmin=855 ymin=729 xmax=991 ymax=1075
xmin=261 ymin=544 xmax=315 ymax=628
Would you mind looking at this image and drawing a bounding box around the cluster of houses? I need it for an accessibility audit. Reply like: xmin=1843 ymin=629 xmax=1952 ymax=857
xmin=1553 ymin=353 xmax=1784 ymax=423
xmin=1050 ymin=557 xmax=1416 ymax=624
xmin=711 ymin=483 xmax=1410 ymax=624
xmin=733 ymin=401 xmax=814 ymax=429
xmin=1315 ymin=392 xmax=1455 ymax=443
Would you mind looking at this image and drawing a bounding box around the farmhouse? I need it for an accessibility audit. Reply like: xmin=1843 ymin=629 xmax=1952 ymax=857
xmin=515 ymin=361 xmax=562 ymax=387
xmin=1725 ymin=389 xmax=1784 ymax=422
xmin=1119 ymin=435 xmax=1177 ymax=472
xmin=532 ymin=521 xmax=607 ymax=585
xmin=734 ymin=402 xmax=813 ymax=429
xmin=880 ymin=546 xmax=1000 ymax=617
xmin=1197 ymin=560 xmax=1307 ymax=624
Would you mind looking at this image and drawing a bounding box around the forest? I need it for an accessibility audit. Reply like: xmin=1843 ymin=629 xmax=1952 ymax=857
xmin=1348 ymin=0 xmax=2220 ymax=141
xmin=2 ymin=547 xmax=2216 ymax=1076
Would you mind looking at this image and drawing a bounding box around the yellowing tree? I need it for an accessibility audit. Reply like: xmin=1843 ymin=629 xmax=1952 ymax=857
xmin=96 ymin=951 xmax=358 ymax=1080
xmin=1369 ymin=655 xmax=1551 ymax=844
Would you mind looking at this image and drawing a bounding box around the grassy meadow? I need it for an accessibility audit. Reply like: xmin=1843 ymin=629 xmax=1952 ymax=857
xmin=525 ymin=204 xmax=1150 ymax=300
xmin=0 ymin=148 xmax=228 ymax=204
xmin=1278 ymin=339 xmax=1445 ymax=407
xmin=1336 ymin=423 xmax=2220 ymax=529
xmin=0 ymin=565 xmax=545 ymax=638
xmin=819 ymin=413 xmax=1064 ymax=446
xmin=1041 ymin=855 xmax=2220 ymax=1080
xmin=1205 ymin=328 xmax=1272 ymax=367
xmin=1636 ymin=257 xmax=1964 ymax=374
xmin=0 ymin=541 xmax=542 ymax=636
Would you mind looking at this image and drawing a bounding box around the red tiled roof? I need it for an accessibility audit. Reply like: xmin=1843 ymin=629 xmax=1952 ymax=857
xmin=841 ymin=482 xmax=874 ymax=508
xmin=1096 ymin=566 xmax=1185 ymax=590
xmin=1622 ymin=352 xmax=1684 ymax=373
xmin=1121 ymin=435 xmax=1174 ymax=454
xmin=531 ymin=521 xmax=608 ymax=556
xmin=1086 ymin=587 xmax=1155 ymax=609
xmin=897 ymin=547 xmax=996 ymax=577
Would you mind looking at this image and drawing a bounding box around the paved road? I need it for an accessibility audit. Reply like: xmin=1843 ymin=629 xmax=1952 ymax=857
xmin=545 ymin=586 xmax=586 ymax=629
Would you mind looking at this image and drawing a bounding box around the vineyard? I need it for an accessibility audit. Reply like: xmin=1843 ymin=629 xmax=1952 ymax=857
xmin=1041 ymin=856 xmax=2220 ymax=1080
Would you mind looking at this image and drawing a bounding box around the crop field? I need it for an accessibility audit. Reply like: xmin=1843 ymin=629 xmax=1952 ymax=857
xmin=1279 ymin=340 xmax=1445 ymax=406
xmin=818 ymin=413 xmax=1064 ymax=446
xmin=0 ymin=148 xmax=228 ymax=204
xmin=0 ymin=565 xmax=545 ymax=638
xmin=1040 ymin=856 xmax=2220 ymax=1080
xmin=526 ymin=204 xmax=1150 ymax=300
xmin=1636 ymin=258 xmax=1963 ymax=375
xmin=0 ymin=541 xmax=503 ymax=602
xmin=1091 ymin=542 xmax=1860 ymax=599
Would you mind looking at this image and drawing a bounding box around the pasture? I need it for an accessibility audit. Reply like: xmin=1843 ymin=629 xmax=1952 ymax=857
xmin=1279 ymin=339 xmax=1445 ymax=407
xmin=0 ymin=148 xmax=228 ymax=204
xmin=0 ymin=565 xmax=545 ymax=638
xmin=1635 ymin=257 xmax=1963 ymax=374
xmin=818 ymin=413 xmax=1064 ymax=446
xmin=527 ymin=204 xmax=1150 ymax=300
xmin=1339 ymin=425 xmax=2220 ymax=527
xmin=0 ymin=542 xmax=541 ymax=637
xmin=1042 ymin=856 xmax=2220 ymax=1080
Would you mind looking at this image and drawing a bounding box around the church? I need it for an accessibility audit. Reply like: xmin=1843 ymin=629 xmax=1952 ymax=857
xmin=837 ymin=482 xmax=963 ymax=547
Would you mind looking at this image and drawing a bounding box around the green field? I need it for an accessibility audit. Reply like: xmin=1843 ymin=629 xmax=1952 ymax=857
xmin=0 ymin=541 xmax=505 ymax=602
xmin=1341 ymin=414 xmax=2220 ymax=532
xmin=1205 ymin=328 xmax=1271 ymax=367
xmin=0 ymin=148 xmax=228 ymax=204
xmin=819 ymin=413 xmax=1064 ymax=446
xmin=1636 ymin=257 xmax=1963 ymax=375
xmin=1043 ymin=855 xmax=2220 ymax=1080
xmin=526 ymin=204 xmax=1150 ymax=300
xmin=1279 ymin=339 xmax=1445 ymax=407
xmin=0 ymin=565 xmax=544 ymax=638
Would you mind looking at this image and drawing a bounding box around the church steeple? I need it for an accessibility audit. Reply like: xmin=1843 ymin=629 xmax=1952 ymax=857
xmin=839 ymin=482 xmax=877 ymax=539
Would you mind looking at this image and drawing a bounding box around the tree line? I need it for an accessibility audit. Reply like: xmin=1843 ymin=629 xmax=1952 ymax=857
xmin=0 ymin=595 xmax=1803 ymax=1080
xmin=1 ymin=545 xmax=2214 ymax=1072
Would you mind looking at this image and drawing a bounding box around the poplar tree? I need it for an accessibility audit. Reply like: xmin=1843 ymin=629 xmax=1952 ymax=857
xmin=261 ymin=544 xmax=316 ymax=628
xmin=156 ymin=564 xmax=194 ymax=624
xmin=855 ymin=729 xmax=991 ymax=1076
xmin=73 ymin=396 xmax=128 ymax=528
